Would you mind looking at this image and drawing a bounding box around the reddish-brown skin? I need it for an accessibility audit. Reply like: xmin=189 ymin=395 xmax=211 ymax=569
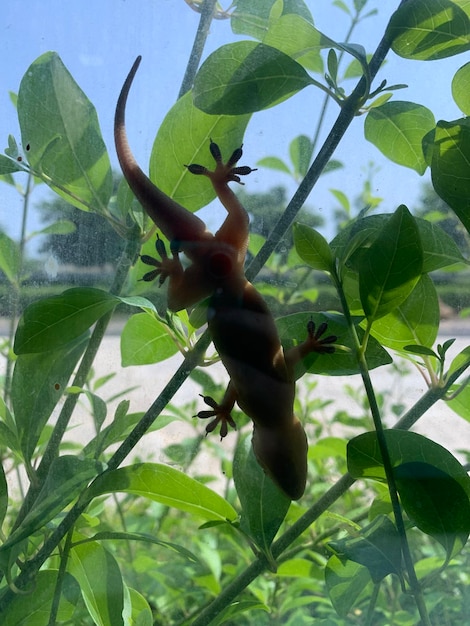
xmin=115 ymin=56 xmax=336 ymax=499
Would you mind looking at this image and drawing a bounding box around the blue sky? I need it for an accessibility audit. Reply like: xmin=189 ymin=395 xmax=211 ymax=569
xmin=1 ymin=1 xmax=466 ymax=256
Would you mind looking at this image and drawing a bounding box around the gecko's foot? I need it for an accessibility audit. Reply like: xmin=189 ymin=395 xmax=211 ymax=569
xmin=140 ymin=234 xmax=180 ymax=285
xmin=306 ymin=320 xmax=337 ymax=354
xmin=186 ymin=140 xmax=257 ymax=185
xmin=195 ymin=394 xmax=237 ymax=440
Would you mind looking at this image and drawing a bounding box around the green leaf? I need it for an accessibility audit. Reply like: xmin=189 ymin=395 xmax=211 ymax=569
xmin=262 ymin=13 xmax=324 ymax=73
xmin=416 ymin=216 xmax=468 ymax=271
xmin=0 ymin=462 xmax=7 ymax=530
xmin=332 ymin=213 xmax=467 ymax=273
xmin=447 ymin=381 xmax=470 ymax=422
xmin=431 ymin=118 xmax=470 ymax=236
xmin=290 ymin=135 xmax=314 ymax=179
xmin=209 ymin=600 xmax=269 ymax=626
xmin=0 ymin=231 xmax=20 ymax=284
xmin=14 ymin=287 xmax=118 ymax=354
xmin=1 ymin=456 xmax=102 ymax=552
xmin=128 ymin=587 xmax=153 ymax=626
xmin=87 ymin=463 xmax=237 ymax=523
xmin=231 ymin=0 xmax=314 ymax=41
xmin=257 ymin=156 xmax=291 ymax=174
xmin=276 ymin=312 xmax=392 ymax=377
xmin=69 ymin=542 xmax=124 ymax=626
xmin=388 ymin=0 xmax=470 ymax=60
xmin=0 ymin=154 xmax=23 ymax=175
xmin=84 ymin=408 xmax=178 ymax=459
xmin=404 ymin=344 xmax=439 ymax=358
xmin=358 ymin=206 xmax=423 ymax=321
xmin=12 ymin=334 xmax=88 ymax=460
xmin=18 ymin=52 xmax=113 ymax=212
xmin=325 ymin=556 xmax=372 ymax=618
xmin=31 ymin=220 xmax=76 ymax=237
xmin=329 ymin=515 xmax=402 ymax=583
xmin=347 ymin=430 xmax=470 ymax=500
xmin=116 ymin=295 xmax=156 ymax=312
xmin=85 ymin=531 xmax=199 ymax=563
xmin=193 ymin=42 xmax=314 ymax=115
xmin=1 ymin=570 xmax=79 ymax=625
xmin=120 ymin=312 xmax=178 ymax=366
xmin=293 ymin=223 xmax=334 ymax=272
xmin=395 ymin=461 xmax=470 ymax=558
xmin=367 ymin=274 xmax=439 ymax=351
xmin=364 ymin=101 xmax=435 ymax=174
xmin=150 ymin=91 xmax=250 ymax=212
xmin=330 ymin=188 xmax=350 ymax=211
xmin=233 ymin=438 xmax=290 ymax=559
xmin=452 ymin=61 xmax=470 ymax=114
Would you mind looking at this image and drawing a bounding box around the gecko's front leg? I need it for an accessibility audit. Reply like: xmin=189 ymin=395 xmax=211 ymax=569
xmin=140 ymin=235 xmax=183 ymax=286
xmin=195 ymin=383 xmax=238 ymax=440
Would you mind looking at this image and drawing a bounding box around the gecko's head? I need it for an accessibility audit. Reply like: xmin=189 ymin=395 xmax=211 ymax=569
xmin=252 ymin=419 xmax=308 ymax=500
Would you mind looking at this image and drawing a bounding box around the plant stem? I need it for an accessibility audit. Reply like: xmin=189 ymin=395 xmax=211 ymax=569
xmin=178 ymin=0 xmax=218 ymax=98
xmin=47 ymin=527 xmax=74 ymax=626
xmin=334 ymin=260 xmax=430 ymax=622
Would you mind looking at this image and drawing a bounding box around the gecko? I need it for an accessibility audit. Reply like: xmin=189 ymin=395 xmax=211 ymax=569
xmin=114 ymin=56 xmax=336 ymax=500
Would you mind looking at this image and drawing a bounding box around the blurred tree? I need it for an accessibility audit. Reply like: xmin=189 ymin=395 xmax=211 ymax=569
xmin=238 ymin=185 xmax=323 ymax=264
xmin=38 ymin=192 xmax=124 ymax=268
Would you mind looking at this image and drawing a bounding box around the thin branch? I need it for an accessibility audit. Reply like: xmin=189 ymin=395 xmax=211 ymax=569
xmin=179 ymin=0 xmax=219 ymax=98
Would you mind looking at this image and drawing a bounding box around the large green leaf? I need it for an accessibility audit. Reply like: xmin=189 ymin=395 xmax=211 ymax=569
xmin=193 ymin=42 xmax=314 ymax=114
xmin=348 ymin=431 xmax=470 ymax=558
xmin=452 ymin=61 xmax=470 ymax=114
xmin=233 ymin=438 xmax=290 ymax=560
xmin=2 ymin=570 xmax=79 ymax=625
xmin=262 ymin=13 xmax=324 ymax=72
xmin=14 ymin=287 xmax=119 ymax=354
xmin=87 ymin=463 xmax=237 ymax=523
xmin=348 ymin=430 xmax=470 ymax=499
xmin=277 ymin=312 xmax=392 ymax=376
xmin=69 ymin=542 xmax=124 ymax=626
xmin=231 ymin=0 xmax=313 ymax=40
xmin=388 ymin=0 xmax=470 ymax=60
xmin=332 ymin=213 xmax=467 ymax=273
xmin=367 ymin=274 xmax=439 ymax=351
xmin=431 ymin=118 xmax=470 ymax=237
xmin=358 ymin=206 xmax=423 ymax=321
xmin=364 ymin=101 xmax=435 ymax=174
xmin=12 ymin=334 xmax=88 ymax=461
xmin=329 ymin=515 xmax=402 ymax=583
xmin=395 ymin=461 xmax=470 ymax=559
xmin=17 ymin=52 xmax=112 ymax=212
xmin=120 ymin=312 xmax=178 ymax=366
xmin=150 ymin=91 xmax=250 ymax=212
xmin=325 ymin=556 xmax=371 ymax=618
xmin=293 ymin=223 xmax=334 ymax=272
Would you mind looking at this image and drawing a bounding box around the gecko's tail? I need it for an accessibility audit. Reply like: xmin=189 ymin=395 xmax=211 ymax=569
xmin=252 ymin=419 xmax=308 ymax=500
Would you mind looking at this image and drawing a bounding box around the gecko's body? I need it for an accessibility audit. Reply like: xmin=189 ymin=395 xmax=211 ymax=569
xmin=115 ymin=56 xmax=335 ymax=499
